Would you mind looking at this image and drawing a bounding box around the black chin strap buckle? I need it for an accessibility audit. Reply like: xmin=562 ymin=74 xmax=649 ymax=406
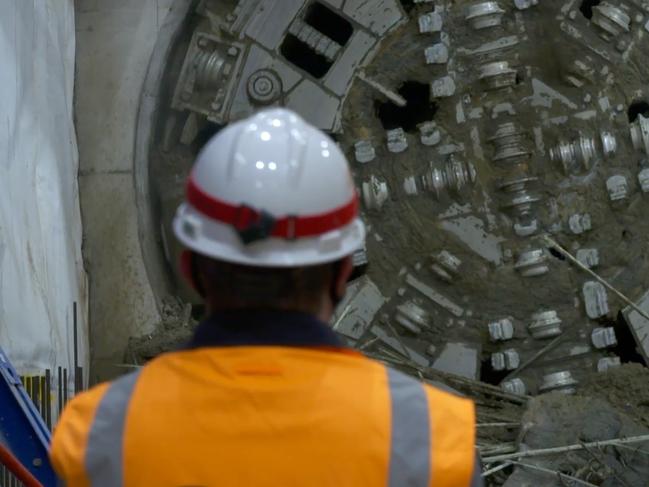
xmin=235 ymin=205 xmax=276 ymax=245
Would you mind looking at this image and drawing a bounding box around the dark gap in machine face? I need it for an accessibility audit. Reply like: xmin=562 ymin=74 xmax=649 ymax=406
xmin=398 ymin=0 xmax=416 ymax=14
xmin=191 ymin=304 xmax=207 ymax=321
xmin=579 ymin=0 xmax=601 ymax=19
xmin=194 ymin=121 xmax=223 ymax=148
xmin=348 ymin=263 xmax=368 ymax=282
xmin=627 ymin=100 xmax=649 ymax=123
xmin=548 ymin=248 xmax=566 ymax=261
xmin=480 ymin=358 xmax=510 ymax=385
xmin=280 ymin=34 xmax=332 ymax=79
xmin=612 ymin=311 xmax=645 ymax=364
xmin=304 ymin=2 xmax=353 ymax=46
xmin=375 ymin=81 xmax=438 ymax=132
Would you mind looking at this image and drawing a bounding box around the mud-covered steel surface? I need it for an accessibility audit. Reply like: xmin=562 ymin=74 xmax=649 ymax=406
xmin=338 ymin=0 xmax=649 ymax=393
xmin=140 ymin=0 xmax=649 ymax=400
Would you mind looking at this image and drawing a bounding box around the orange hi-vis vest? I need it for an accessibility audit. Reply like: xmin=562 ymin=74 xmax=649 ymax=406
xmin=50 ymin=311 xmax=480 ymax=487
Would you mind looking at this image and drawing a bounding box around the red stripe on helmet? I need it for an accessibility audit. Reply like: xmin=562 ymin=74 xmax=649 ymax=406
xmin=186 ymin=177 xmax=359 ymax=240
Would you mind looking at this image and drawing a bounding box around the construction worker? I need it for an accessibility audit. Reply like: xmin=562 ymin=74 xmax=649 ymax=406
xmin=50 ymin=108 xmax=482 ymax=486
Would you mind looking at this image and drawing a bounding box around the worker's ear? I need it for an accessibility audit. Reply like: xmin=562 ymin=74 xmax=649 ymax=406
xmin=180 ymin=250 xmax=195 ymax=287
xmin=333 ymin=256 xmax=354 ymax=300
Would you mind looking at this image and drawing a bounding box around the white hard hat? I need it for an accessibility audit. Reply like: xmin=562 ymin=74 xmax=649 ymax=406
xmin=173 ymin=108 xmax=366 ymax=267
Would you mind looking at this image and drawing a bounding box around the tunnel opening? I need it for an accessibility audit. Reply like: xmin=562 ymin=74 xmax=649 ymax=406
xmin=579 ymin=0 xmax=601 ymax=19
xmin=612 ymin=312 xmax=645 ymax=364
xmin=627 ymin=101 xmax=649 ymax=123
xmin=304 ymin=2 xmax=353 ymax=46
xmin=280 ymin=34 xmax=333 ymax=79
xmin=375 ymin=81 xmax=438 ymax=132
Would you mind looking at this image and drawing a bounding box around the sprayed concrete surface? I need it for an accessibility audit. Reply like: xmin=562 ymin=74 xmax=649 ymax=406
xmin=75 ymin=0 xmax=176 ymax=382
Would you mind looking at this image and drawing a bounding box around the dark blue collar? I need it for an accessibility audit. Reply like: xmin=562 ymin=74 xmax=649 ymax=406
xmin=187 ymin=310 xmax=345 ymax=349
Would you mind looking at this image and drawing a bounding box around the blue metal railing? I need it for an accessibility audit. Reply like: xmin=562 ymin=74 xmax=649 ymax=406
xmin=0 ymin=348 xmax=57 ymax=487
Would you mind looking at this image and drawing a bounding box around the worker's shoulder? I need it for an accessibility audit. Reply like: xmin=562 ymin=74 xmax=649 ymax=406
xmin=50 ymin=381 xmax=112 ymax=475
xmin=53 ymin=381 xmax=111 ymax=436
xmin=51 ymin=371 xmax=143 ymax=458
xmin=53 ymin=368 xmax=144 ymax=437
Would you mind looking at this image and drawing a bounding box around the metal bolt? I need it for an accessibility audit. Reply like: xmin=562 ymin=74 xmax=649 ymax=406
xmin=502 ymin=378 xmax=526 ymax=395
xmin=576 ymin=248 xmax=599 ymax=268
xmin=386 ymin=128 xmax=408 ymax=153
xmin=514 ymin=249 xmax=549 ymax=277
xmin=355 ymin=140 xmax=376 ymax=163
xmin=592 ymin=327 xmax=617 ymax=349
xmin=528 ymin=310 xmax=562 ymax=339
xmin=539 ymin=371 xmax=578 ymax=394
xmin=488 ymin=318 xmax=514 ymax=342
xmin=606 ymin=174 xmax=629 ymax=201
xmin=597 ymin=356 xmax=621 ymax=372
xmin=583 ymin=281 xmax=609 ymax=318
xmin=465 ymin=2 xmax=506 ymax=30
xmin=362 ymin=175 xmax=390 ymax=210
xmin=638 ymin=168 xmax=649 ymax=192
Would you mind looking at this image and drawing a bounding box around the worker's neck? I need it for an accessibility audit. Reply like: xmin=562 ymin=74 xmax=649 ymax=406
xmin=316 ymin=299 xmax=334 ymax=323
xmin=205 ymin=296 xmax=335 ymax=325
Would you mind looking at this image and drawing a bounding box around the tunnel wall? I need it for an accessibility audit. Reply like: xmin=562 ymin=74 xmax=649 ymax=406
xmin=0 ymin=0 xmax=88 ymax=386
xmin=75 ymin=0 xmax=178 ymax=382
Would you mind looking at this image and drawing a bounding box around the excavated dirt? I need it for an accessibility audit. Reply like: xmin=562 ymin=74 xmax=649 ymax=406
xmin=500 ymin=394 xmax=649 ymax=486
xmin=581 ymin=364 xmax=649 ymax=429
xmin=125 ymin=298 xmax=197 ymax=363
xmin=483 ymin=364 xmax=649 ymax=486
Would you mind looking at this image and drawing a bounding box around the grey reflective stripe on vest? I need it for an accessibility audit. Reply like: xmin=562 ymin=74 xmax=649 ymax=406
xmin=85 ymin=370 xmax=141 ymax=486
xmin=387 ymin=368 xmax=431 ymax=487
xmin=471 ymin=455 xmax=485 ymax=487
